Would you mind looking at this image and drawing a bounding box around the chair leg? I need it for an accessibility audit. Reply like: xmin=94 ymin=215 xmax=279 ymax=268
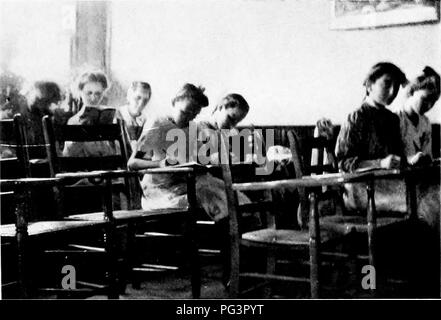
xmin=127 ymin=223 xmax=141 ymax=290
xmin=183 ymin=216 xmax=201 ymax=298
xmin=346 ymin=229 xmax=360 ymax=296
xmin=15 ymin=189 xmax=30 ymax=299
xmin=264 ymin=249 xmax=276 ymax=298
xmin=188 ymin=233 xmax=201 ymax=298
xmin=217 ymin=219 xmax=231 ymax=289
xmin=309 ymin=192 xmax=320 ymax=299
xmin=366 ymin=181 xmax=377 ymax=298
xmin=186 ymin=173 xmax=201 ymax=298
xmin=104 ymin=225 xmax=119 ymax=299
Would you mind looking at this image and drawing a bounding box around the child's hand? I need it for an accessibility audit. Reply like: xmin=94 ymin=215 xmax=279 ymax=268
xmin=380 ymin=154 xmax=401 ymax=169
xmin=316 ymin=118 xmax=334 ymax=140
xmin=409 ymin=152 xmax=432 ymax=166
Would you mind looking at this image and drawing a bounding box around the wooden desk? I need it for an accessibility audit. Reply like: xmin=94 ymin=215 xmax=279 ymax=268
xmin=232 ymin=164 xmax=440 ymax=297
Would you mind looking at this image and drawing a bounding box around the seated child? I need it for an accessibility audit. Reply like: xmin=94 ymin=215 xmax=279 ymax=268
xmin=335 ymin=62 xmax=408 ymax=213
xmin=63 ymin=70 xmax=119 ymax=157
xmin=396 ymin=66 xmax=440 ymax=230
xmin=128 ymin=84 xmax=250 ymax=222
xmin=119 ymin=81 xmax=151 ymax=152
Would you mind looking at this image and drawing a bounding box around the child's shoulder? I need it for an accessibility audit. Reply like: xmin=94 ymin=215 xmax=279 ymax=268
xmin=345 ymin=102 xmax=371 ymax=122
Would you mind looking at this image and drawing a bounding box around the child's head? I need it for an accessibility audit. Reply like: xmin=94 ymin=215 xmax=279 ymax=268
xmin=171 ymin=83 xmax=209 ymax=127
xmin=363 ymin=62 xmax=407 ymax=106
xmin=405 ymin=66 xmax=440 ymax=115
xmin=77 ymin=71 xmax=108 ymax=106
xmin=212 ymin=93 xmax=249 ymax=129
xmin=27 ymin=81 xmax=62 ymax=114
xmin=127 ymin=81 xmax=151 ymax=117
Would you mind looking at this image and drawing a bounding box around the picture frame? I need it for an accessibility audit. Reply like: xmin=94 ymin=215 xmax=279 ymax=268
xmin=330 ymin=0 xmax=440 ymax=30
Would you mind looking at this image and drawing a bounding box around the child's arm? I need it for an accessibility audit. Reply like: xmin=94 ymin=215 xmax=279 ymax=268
xmin=127 ymin=151 xmax=163 ymax=170
xmin=127 ymin=119 xmax=167 ymax=170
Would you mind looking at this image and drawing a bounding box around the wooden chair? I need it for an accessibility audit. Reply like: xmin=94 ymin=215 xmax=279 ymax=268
xmin=42 ymin=115 xmax=202 ymax=298
xmin=0 ymin=115 xmax=64 ymax=298
xmin=42 ymin=116 xmax=135 ymax=212
xmin=0 ymin=114 xmax=50 ymax=178
xmin=288 ymin=121 xmax=409 ymax=296
xmin=220 ymin=130 xmax=345 ymax=298
xmin=0 ymin=177 xmax=119 ymax=299
xmin=0 ymin=114 xmax=127 ymax=298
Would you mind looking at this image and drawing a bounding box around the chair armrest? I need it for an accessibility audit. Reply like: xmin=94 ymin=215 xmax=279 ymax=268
xmin=0 ymin=177 xmax=59 ymax=189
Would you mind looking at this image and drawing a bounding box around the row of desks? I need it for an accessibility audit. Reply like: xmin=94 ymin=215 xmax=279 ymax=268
xmin=1 ymin=163 xmax=440 ymax=297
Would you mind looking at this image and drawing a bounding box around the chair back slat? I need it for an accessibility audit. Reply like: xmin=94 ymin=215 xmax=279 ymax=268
xmin=0 ymin=119 xmax=17 ymax=144
xmin=58 ymin=156 xmax=125 ymax=172
xmin=0 ymin=191 xmax=17 ymax=224
xmin=43 ymin=116 xmax=129 ymax=173
xmin=0 ymin=158 xmax=21 ymax=179
xmin=42 ymin=115 xmax=133 ymax=212
xmin=54 ymin=124 xmax=123 ymax=142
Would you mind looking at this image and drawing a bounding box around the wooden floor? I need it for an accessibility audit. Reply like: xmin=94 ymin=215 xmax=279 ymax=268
xmin=84 ymin=260 xmax=439 ymax=300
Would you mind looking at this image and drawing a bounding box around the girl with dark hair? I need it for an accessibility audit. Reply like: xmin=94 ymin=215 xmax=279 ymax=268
xmin=336 ymin=62 xmax=407 ymax=172
xmin=197 ymin=93 xmax=251 ymax=164
xmin=128 ymin=83 xmax=209 ymax=211
xmin=210 ymin=93 xmax=250 ymax=129
xmin=335 ymin=62 xmax=408 ymax=212
xmin=24 ymin=81 xmax=66 ymax=145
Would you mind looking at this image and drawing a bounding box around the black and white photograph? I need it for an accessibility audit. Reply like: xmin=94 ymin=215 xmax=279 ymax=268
xmin=0 ymin=0 xmax=440 ymax=305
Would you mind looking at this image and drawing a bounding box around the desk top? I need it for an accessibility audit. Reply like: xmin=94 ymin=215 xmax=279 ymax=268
xmin=233 ymin=164 xmax=440 ymax=192
xmin=0 ymin=177 xmax=59 ymax=188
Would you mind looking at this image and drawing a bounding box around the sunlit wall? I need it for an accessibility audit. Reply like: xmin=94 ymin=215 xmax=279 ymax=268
xmin=110 ymin=0 xmax=440 ymax=125
xmin=0 ymin=1 xmax=74 ymax=89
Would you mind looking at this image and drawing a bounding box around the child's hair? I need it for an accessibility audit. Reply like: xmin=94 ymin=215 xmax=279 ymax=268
xmin=406 ymin=66 xmax=440 ymax=98
xmin=30 ymin=81 xmax=62 ymax=105
xmin=363 ymin=62 xmax=407 ymax=95
xmin=129 ymin=81 xmax=151 ymax=94
xmin=172 ymin=83 xmax=209 ymax=107
xmin=77 ymin=70 xmax=108 ymax=91
xmin=212 ymin=93 xmax=249 ymax=115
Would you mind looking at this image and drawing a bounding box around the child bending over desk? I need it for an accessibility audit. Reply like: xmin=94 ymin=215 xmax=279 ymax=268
xmin=396 ymin=66 xmax=440 ymax=230
xmin=128 ymin=84 xmax=250 ymax=222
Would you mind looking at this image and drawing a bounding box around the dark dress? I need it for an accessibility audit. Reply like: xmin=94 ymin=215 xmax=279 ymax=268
xmin=335 ymin=101 xmax=407 ymax=213
xmin=335 ymin=101 xmax=405 ymax=172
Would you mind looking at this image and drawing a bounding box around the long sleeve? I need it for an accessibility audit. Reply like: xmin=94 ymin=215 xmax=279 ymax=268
xmin=335 ymin=109 xmax=367 ymax=172
xmin=335 ymin=103 xmax=404 ymax=172
xmin=421 ymin=116 xmax=433 ymax=158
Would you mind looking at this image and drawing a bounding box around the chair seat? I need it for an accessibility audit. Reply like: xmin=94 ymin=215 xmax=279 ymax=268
xmin=321 ymin=215 xmax=405 ymax=234
xmin=0 ymin=220 xmax=105 ymax=238
xmin=67 ymin=208 xmax=188 ymax=223
xmin=241 ymin=227 xmax=340 ymax=247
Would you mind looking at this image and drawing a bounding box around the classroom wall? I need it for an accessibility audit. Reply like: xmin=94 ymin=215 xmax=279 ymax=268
xmin=110 ymin=0 xmax=441 ymax=125
xmin=0 ymin=1 xmax=73 ymax=87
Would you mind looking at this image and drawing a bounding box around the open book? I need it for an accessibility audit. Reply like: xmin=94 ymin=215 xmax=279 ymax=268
xmin=79 ymin=106 xmax=116 ymax=125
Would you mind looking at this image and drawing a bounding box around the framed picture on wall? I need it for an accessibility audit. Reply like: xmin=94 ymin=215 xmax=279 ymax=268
xmin=330 ymin=0 xmax=440 ymax=30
